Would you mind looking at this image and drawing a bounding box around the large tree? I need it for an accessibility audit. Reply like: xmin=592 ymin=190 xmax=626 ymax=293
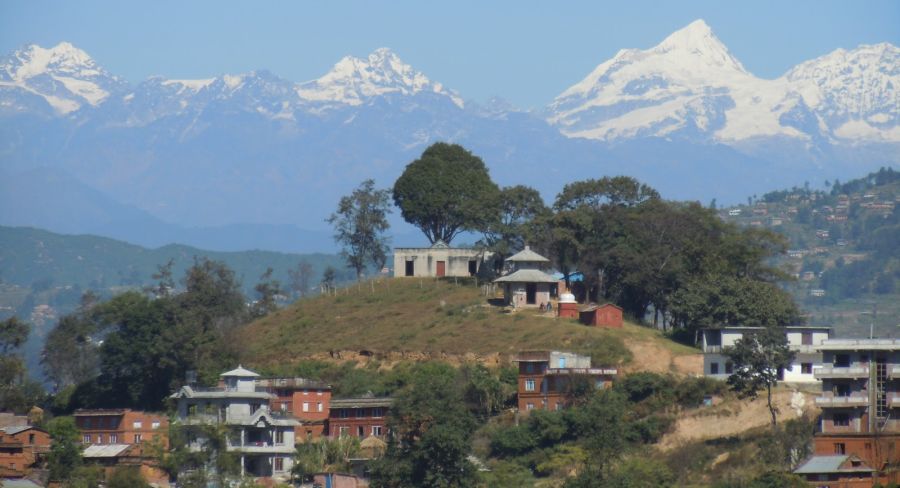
xmin=726 ymin=326 xmax=796 ymax=428
xmin=328 ymin=179 xmax=392 ymax=280
xmin=393 ymin=143 xmax=500 ymax=244
xmin=480 ymin=185 xmax=549 ymax=269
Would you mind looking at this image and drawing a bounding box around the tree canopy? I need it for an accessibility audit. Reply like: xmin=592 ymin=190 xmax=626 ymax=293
xmin=393 ymin=143 xmax=500 ymax=244
xmin=328 ymin=179 xmax=392 ymax=279
xmin=726 ymin=326 xmax=796 ymax=428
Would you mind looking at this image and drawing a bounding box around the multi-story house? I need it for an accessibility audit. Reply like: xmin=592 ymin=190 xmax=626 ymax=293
xmin=327 ymin=394 xmax=392 ymax=439
xmin=74 ymin=409 xmax=168 ymax=447
xmin=256 ymin=377 xmax=332 ymax=440
xmin=793 ymin=339 xmax=900 ymax=485
xmin=515 ymin=351 xmax=617 ymax=413
xmin=0 ymin=425 xmax=50 ymax=478
xmin=700 ymin=326 xmax=831 ymax=383
xmin=171 ymin=365 xmax=298 ymax=481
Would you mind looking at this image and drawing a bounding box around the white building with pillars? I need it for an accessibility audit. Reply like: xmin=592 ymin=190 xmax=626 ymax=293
xmin=170 ymin=366 xmax=298 ymax=481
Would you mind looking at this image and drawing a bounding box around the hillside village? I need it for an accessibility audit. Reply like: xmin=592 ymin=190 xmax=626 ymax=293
xmin=1 ymin=157 xmax=898 ymax=487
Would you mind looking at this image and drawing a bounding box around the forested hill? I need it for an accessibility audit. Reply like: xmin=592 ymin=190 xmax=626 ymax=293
xmin=719 ymin=167 xmax=899 ymax=337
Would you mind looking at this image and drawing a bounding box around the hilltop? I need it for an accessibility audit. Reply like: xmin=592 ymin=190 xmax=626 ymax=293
xmin=238 ymin=277 xmax=700 ymax=373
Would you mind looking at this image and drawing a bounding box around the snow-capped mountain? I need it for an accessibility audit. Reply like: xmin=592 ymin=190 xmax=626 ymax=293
xmin=296 ymin=47 xmax=464 ymax=110
xmin=546 ymin=20 xmax=899 ymax=145
xmin=0 ymin=42 xmax=126 ymax=114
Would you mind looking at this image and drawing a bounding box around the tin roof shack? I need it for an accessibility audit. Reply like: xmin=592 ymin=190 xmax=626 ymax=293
xmin=328 ymin=395 xmax=392 ymax=440
xmin=171 ymin=365 xmax=298 ymax=482
xmin=793 ymin=454 xmax=875 ymax=487
xmin=256 ymin=377 xmax=332 ymax=441
xmin=700 ymin=326 xmax=831 ymax=383
xmin=793 ymin=339 xmax=900 ymax=484
xmin=393 ymin=240 xmax=488 ymax=278
xmin=494 ymin=247 xmax=557 ymax=309
xmin=579 ymin=303 xmax=623 ymax=328
xmin=313 ymin=472 xmax=369 ymax=488
xmin=0 ymin=426 xmax=49 ymax=478
xmin=81 ymin=443 xmax=170 ymax=487
xmin=515 ymin=351 xmax=617 ymax=413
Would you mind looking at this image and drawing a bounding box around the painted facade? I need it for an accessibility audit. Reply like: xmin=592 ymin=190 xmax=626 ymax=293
xmin=515 ymin=351 xmax=617 ymax=413
xmin=494 ymin=247 xmax=557 ymax=308
xmin=393 ymin=241 xmax=488 ymax=278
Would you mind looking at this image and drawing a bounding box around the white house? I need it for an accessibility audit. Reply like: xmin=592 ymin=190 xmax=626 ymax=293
xmin=392 ymin=240 xmax=490 ymax=277
xmin=170 ymin=365 xmax=298 ymax=481
xmin=700 ymin=326 xmax=832 ymax=383
xmin=493 ymin=247 xmax=558 ymax=308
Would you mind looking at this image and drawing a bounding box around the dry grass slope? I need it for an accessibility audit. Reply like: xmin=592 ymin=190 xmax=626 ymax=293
xmin=240 ymin=278 xmax=700 ymax=371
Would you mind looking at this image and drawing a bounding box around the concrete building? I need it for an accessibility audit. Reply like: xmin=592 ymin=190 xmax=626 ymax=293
xmin=700 ymin=326 xmax=831 ymax=383
xmin=794 ymin=339 xmax=900 ymax=485
xmin=328 ymin=395 xmax=392 ymax=440
xmin=494 ymin=247 xmax=557 ymax=308
xmin=514 ymin=351 xmax=617 ymax=413
xmin=171 ymin=365 xmax=298 ymax=481
xmin=393 ymin=240 xmax=488 ymax=278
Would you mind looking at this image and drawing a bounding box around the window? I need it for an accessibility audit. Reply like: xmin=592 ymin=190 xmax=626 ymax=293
xmin=83 ymin=435 xmax=91 ymax=444
xmin=525 ymin=363 xmax=534 ymax=374
xmin=372 ymin=426 xmax=383 ymax=436
xmin=358 ymin=426 xmax=365 ymax=437
xmin=835 ymin=384 xmax=851 ymax=397
xmin=833 ymin=414 xmax=850 ymax=426
xmin=280 ymin=403 xmax=287 ymax=413
xmin=802 ymin=332 xmax=813 ymax=345
xmin=725 ymin=362 xmax=734 ymax=374
xmin=372 ymin=407 xmax=383 ymax=418
xmin=97 ymin=434 xmax=104 ymax=444
xmin=306 ymin=430 xmax=313 ymax=440
xmin=339 ymin=426 xmax=349 ymax=437
xmin=188 ymin=404 xmax=197 ymax=415
xmin=134 ymin=434 xmax=142 ymax=443
xmin=525 ymin=379 xmax=536 ymax=392
xmin=710 ymin=363 xmax=719 ymax=375
xmin=339 ymin=409 xmax=349 ymax=419
xmin=801 ymin=363 xmax=813 ymax=374
xmin=97 ymin=418 xmax=105 ymax=428
xmin=133 ymin=421 xmax=142 ymax=429
xmin=835 ymin=354 xmax=850 ymax=367
xmin=555 ymin=402 xmax=562 ymax=411
xmin=317 ymin=402 xmax=323 ymax=412
xmin=526 ymin=403 xmax=534 ymax=410
xmin=558 ymin=357 xmax=566 ymax=368
xmin=834 ymin=443 xmax=846 ymax=454
xmin=303 ymin=402 xmax=310 ymax=412
xmin=84 ymin=418 xmax=92 ymax=428
xmin=151 ymin=421 xmax=160 ymax=429
xmin=275 ymin=430 xmax=285 ymax=444
xmin=110 ymin=434 xmax=118 ymax=443
xmin=274 ymin=456 xmax=284 ymax=471
xmin=28 ymin=433 xmax=34 ymax=444
xmin=356 ymin=408 xmax=364 ymax=418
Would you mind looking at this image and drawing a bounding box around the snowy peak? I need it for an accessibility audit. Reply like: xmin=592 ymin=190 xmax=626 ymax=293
xmin=654 ymin=19 xmax=747 ymax=74
xmin=0 ymin=42 xmax=124 ymax=113
xmin=296 ymin=48 xmax=463 ymax=108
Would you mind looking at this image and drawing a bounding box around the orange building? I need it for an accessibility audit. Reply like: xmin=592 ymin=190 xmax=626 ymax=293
xmin=74 ymin=409 xmax=168 ymax=447
xmin=515 ymin=351 xmax=617 ymax=413
xmin=0 ymin=425 xmax=50 ymax=478
xmin=256 ymin=377 xmax=332 ymax=440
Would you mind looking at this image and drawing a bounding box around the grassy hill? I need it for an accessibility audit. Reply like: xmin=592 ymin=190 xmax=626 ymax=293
xmin=239 ymin=277 xmax=700 ymax=372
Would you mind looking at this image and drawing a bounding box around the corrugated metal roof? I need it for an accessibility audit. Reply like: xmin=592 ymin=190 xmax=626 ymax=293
xmin=494 ymin=269 xmax=557 ymax=283
xmin=220 ymin=364 xmax=259 ymax=377
xmin=1 ymin=479 xmax=44 ymax=488
xmin=794 ymin=455 xmax=873 ymax=474
xmin=82 ymin=443 xmax=133 ymax=458
xmin=1 ymin=425 xmax=34 ymax=435
xmin=330 ymin=397 xmax=394 ymax=408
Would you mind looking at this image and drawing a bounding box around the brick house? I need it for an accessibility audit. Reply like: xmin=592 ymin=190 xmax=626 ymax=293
xmin=578 ymin=303 xmax=623 ymax=328
xmin=327 ymin=395 xmax=392 ymax=439
xmin=256 ymin=377 xmax=332 ymax=441
xmin=74 ymin=409 xmax=168 ymax=447
xmin=0 ymin=425 xmax=50 ymax=478
xmin=793 ymin=339 xmax=900 ymax=485
xmin=515 ymin=351 xmax=617 ymax=413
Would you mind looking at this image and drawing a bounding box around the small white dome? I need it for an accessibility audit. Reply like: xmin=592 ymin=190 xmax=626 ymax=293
xmin=559 ymin=292 xmax=576 ymax=303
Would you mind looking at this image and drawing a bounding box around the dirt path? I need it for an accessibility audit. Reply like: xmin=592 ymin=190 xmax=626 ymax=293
xmin=657 ymin=388 xmax=819 ymax=451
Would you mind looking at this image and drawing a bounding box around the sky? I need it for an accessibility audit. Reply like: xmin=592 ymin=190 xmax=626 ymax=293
xmin=1 ymin=1 xmax=898 ymax=108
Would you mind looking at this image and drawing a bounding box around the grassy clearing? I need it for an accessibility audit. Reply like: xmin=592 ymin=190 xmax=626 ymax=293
xmin=239 ymin=277 xmax=699 ymax=369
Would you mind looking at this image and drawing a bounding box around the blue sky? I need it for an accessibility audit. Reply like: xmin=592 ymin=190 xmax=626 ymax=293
xmin=2 ymin=0 xmax=898 ymax=108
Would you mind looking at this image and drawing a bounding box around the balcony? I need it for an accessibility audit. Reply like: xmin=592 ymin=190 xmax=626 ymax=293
xmin=890 ymin=366 xmax=900 ymax=379
xmin=227 ymin=440 xmax=294 ymax=454
xmin=815 ymin=395 xmax=869 ymax=408
xmin=888 ymin=394 xmax=900 ymax=408
xmin=704 ymin=345 xmax=723 ymax=354
xmin=814 ymin=366 xmax=869 ymax=379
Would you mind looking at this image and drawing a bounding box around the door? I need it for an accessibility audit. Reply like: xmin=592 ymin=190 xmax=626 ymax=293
xmin=526 ymin=283 xmax=536 ymax=304
xmin=436 ymin=261 xmax=446 ymax=277
xmin=405 ymin=260 xmax=414 ymax=277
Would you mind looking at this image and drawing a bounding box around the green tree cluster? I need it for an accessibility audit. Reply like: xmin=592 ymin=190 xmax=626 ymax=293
xmin=328 ymin=179 xmax=392 ymax=280
xmin=0 ymin=316 xmax=44 ymax=412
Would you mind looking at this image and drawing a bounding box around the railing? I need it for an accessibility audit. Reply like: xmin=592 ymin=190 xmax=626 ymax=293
xmin=814 ymin=366 xmax=869 ymax=379
xmin=789 ymin=344 xmax=819 ymax=354
xmin=815 ymin=396 xmax=869 ymax=407
xmin=888 ymin=394 xmax=900 ymax=407
xmin=890 ymin=366 xmax=900 ymax=379
xmin=704 ymin=345 xmax=723 ymax=354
